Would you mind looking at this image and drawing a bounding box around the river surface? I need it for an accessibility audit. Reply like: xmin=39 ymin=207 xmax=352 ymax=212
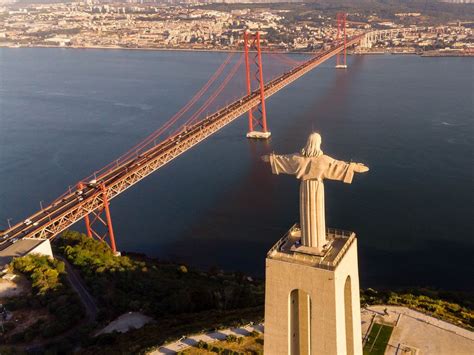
xmin=0 ymin=48 xmax=473 ymax=291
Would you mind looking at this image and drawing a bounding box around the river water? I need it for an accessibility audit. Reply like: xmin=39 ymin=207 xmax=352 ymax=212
xmin=0 ymin=48 xmax=472 ymax=291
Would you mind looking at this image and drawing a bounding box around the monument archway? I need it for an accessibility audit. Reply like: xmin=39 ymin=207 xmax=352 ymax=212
xmin=289 ymin=289 xmax=312 ymax=355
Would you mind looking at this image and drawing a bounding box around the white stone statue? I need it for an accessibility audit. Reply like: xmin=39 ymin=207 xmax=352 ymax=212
xmin=262 ymin=133 xmax=369 ymax=252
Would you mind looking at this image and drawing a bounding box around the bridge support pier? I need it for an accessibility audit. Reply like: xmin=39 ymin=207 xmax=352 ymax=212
xmin=246 ymin=131 xmax=272 ymax=139
xmin=78 ymin=182 xmax=119 ymax=255
xmin=335 ymin=12 xmax=348 ymax=69
xmin=100 ymin=183 xmax=118 ymax=255
xmin=244 ymin=31 xmax=271 ymax=140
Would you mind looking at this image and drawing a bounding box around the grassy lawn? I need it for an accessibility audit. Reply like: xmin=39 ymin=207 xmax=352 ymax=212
xmin=363 ymin=323 xmax=394 ymax=355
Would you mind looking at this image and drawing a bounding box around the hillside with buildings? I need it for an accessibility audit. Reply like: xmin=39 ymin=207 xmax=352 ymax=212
xmin=1 ymin=1 xmax=472 ymax=54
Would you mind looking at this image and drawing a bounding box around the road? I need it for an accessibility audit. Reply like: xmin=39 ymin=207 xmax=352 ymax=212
xmin=56 ymin=255 xmax=98 ymax=321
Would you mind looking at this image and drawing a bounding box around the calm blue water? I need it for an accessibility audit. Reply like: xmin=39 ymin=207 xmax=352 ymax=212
xmin=1 ymin=48 xmax=473 ymax=291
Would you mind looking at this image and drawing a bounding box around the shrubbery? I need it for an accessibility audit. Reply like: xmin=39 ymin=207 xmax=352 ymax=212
xmin=361 ymin=288 xmax=474 ymax=330
xmin=5 ymin=254 xmax=85 ymax=343
xmin=12 ymin=255 xmax=64 ymax=294
xmin=56 ymin=231 xmax=264 ymax=321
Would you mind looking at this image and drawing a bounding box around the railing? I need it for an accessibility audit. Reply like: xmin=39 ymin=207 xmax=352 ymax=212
xmin=331 ymin=232 xmax=356 ymax=267
xmin=266 ymin=224 xmax=299 ymax=256
xmin=267 ymin=225 xmax=356 ymax=271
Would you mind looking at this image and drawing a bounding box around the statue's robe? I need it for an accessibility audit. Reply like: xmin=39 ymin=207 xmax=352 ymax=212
xmin=269 ymin=153 xmax=360 ymax=251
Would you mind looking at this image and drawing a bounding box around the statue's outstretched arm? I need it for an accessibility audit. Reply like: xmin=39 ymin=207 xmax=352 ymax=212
xmin=325 ymin=159 xmax=369 ymax=183
xmin=354 ymin=163 xmax=369 ymax=173
xmin=262 ymin=153 xmax=300 ymax=175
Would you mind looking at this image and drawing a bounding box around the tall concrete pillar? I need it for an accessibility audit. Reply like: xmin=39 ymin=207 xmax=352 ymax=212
xmin=264 ymin=227 xmax=363 ymax=355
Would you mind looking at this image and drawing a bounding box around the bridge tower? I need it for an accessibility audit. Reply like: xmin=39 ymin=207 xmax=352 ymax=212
xmin=77 ymin=182 xmax=119 ymax=255
xmin=243 ymin=31 xmax=271 ymax=139
xmin=336 ymin=13 xmax=348 ymax=69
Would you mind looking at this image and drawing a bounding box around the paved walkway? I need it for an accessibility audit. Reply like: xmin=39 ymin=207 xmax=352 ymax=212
xmin=150 ymin=324 xmax=264 ymax=354
xmin=366 ymin=305 xmax=474 ymax=341
xmin=364 ymin=306 xmax=474 ymax=355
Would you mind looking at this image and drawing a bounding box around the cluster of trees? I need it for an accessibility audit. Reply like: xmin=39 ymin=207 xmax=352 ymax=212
xmin=56 ymin=231 xmax=264 ymax=322
xmin=12 ymin=255 xmax=64 ymax=295
xmin=361 ymin=288 xmax=474 ymax=330
xmin=4 ymin=255 xmax=84 ymax=343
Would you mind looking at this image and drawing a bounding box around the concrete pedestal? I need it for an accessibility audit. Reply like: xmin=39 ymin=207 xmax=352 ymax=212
xmin=246 ymin=131 xmax=271 ymax=139
xmin=264 ymin=226 xmax=363 ymax=355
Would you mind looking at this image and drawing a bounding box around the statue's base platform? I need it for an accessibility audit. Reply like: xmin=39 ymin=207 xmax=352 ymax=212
xmin=290 ymin=243 xmax=331 ymax=257
xmin=335 ymin=64 xmax=348 ymax=69
xmin=246 ymin=131 xmax=271 ymax=139
xmin=267 ymin=224 xmax=356 ymax=270
xmin=264 ymin=224 xmax=362 ymax=354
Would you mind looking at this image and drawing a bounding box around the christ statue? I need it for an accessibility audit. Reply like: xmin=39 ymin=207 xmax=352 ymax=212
xmin=262 ymin=133 xmax=369 ymax=252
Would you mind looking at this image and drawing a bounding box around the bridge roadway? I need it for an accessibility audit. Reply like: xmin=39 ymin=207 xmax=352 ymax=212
xmin=0 ymin=34 xmax=365 ymax=251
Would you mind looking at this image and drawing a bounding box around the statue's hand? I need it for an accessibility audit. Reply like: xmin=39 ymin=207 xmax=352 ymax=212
xmin=261 ymin=155 xmax=270 ymax=163
xmin=355 ymin=163 xmax=369 ymax=173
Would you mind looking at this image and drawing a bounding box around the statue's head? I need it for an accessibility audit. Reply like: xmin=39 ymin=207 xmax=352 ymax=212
xmin=301 ymin=132 xmax=322 ymax=157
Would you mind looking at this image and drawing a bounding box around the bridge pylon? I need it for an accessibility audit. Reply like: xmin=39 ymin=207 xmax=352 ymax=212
xmin=336 ymin=13 xmax=348 ymax=69
xmin=243 ymin=31 xmax=271 ymax=139
xmin=77 ymin=182 xmax=119 ymax=255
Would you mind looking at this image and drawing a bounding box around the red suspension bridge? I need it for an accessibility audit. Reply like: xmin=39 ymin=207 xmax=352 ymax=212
xmin=1 ymin=15 xmax=368 ymax=254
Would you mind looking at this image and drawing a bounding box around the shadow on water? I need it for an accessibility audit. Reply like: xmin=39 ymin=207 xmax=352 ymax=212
xmin=302 ymin=55 xmax=366 ymax=133
xmin=161 ymin=138 xmax=287 ymax=275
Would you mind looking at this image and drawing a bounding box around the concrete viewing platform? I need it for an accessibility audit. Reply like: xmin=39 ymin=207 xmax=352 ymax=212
xmin=267 ymin=224 xmax=356 ymax=271
xmin=362 ymin=305 xmax=474 ymax=355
